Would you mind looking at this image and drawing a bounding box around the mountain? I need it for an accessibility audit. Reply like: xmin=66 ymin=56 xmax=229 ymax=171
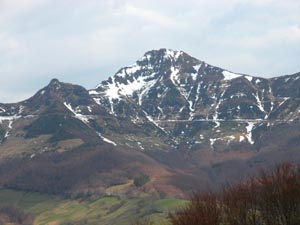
xmin=91 ymin=48 xmax=300 ymax=151
xmin=0 ymin=78 xmax=177 ymax=197
xmin=0 ymin=78 xmax=171 ymax=158
xmin=0 ymin=48 xmax=300 ymax=197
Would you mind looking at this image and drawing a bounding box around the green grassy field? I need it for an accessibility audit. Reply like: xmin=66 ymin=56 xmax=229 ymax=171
xmin=0 ymin=189 xmax=188 ymax=225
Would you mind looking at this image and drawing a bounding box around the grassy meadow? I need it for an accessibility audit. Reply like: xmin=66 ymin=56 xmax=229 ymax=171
xmin=0 ymin=189 xmax=187 ymax=225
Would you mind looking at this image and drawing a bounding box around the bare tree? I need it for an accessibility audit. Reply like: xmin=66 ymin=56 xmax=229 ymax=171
xmin=169 ymin=192 xmax=222 ymax=225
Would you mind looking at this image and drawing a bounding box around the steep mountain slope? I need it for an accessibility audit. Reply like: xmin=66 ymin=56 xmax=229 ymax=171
xmin=91 ymin=48 xmax=300 ymax=151
xmin=91 ymin=49 xmax=270 ymax=121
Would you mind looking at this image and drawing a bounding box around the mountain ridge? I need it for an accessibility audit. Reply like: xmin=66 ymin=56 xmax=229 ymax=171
xmin=1 ymin=48 xmax=300 ymax=150
xmin=0 ymin=48 xmax=299 ymax=197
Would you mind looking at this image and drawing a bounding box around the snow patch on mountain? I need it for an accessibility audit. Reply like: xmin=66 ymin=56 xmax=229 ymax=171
xmin=97 ymin=132 xmax=117 ymax=146
xmin=222 ymin=71 xmax=242 ymax=80
xmin=0 ymin=115 xmax=21 ymax=124
xmin=116 ymin=65 xmax=141 ymax=78
xmin=0 ymin=115 xmax=21 ymax=140
xmin=164 ymin=48 xmax=182 ymax=60
xmin=191 ymin=64 xmax=201 ymax=81
xmin=245 ymin=76 xmax=253 ymax=82
xmin=253 ymin=93 xmax=265 ymax=113
xmin=64 ymin=102 xmax=93 ymax=124
xmin=239 ymin=136 xmax=245 ymax=142
xmin=170 ymin=67 xmax=180 ymax=86
xmin=118 ymin=76 xmax=148 ymax=96
xmin=144 ymin=111 xmax=167 ymax=133
xmin=277 ymin=98 xmax=289 ymax=110
xmin=210 ymin=138 xmax=217 ymax=147
xmin=246 ymin=122 xmax=255 ymax=144
xmin=213 ymin=90 xmax=226 ymax=128
xmin=104 ymin=79 xmax=121 ymax=100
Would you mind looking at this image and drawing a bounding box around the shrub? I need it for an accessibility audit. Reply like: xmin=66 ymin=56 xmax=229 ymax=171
xmin=258 ymin=163 xmax=300 ymax=225
xmin=169 ymin=162 xmax=300 ymax=225
xmin=0 ymin=206 xmax=34 ymax=225
xmin=134 ymin=174 xmax=150 ymax=187
xmin=169 ymin=192 xmax=221 ymax=225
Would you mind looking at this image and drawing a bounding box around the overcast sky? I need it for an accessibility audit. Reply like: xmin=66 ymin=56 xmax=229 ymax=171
xmin=0 ymin=0 xmax=299 ymax=103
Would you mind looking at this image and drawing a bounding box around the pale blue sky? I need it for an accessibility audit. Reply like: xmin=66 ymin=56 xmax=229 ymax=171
xmin=0 ymin=0 xmax=299 ymax=102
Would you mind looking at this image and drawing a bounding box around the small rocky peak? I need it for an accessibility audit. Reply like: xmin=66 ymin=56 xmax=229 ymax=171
xmin=49 ymin=78 xmax=61 ymax=86
xmin=46 ymin=78 xmax=64 ymax=91
xmin=139 ymin=48 xmax=201 ymax=67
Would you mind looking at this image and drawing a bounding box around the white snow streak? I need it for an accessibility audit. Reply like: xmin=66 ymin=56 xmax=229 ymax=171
xmin=246 ymin=122 xmax=255 ymax=144
xmin=245 ymin=76 xmax=253 ymax=82
xmin=239 ymin=136 xmax=245 ymax=142
xmin=210 ymin=138 xmax=217 ymax=147
xmin=278 ymin=97 xmax=289 ymax=108
xmin=213 ymin=90 xmax=226 ymax=128
xmin=97 ymin=132 xmax=117 ymax=146
xmin=64 ymin=102 xmax=92 ymax=124
xmin=191 ymin=64 xmax=201 ymax=81
xmin=137 ymin=142 xmax=145 ymax=150
xmin=253 ymin=93 xmax=265 ymax=113
xmin=0 ymin=115 xmax=21 ymax=140
xmin=170 ymin=67 xmax=179 ymax=86
xmin=144 ymin=111 xmax=167 ymax=133
xmin=89 ymin=90 xmax=98 ymax=95
xmin=222 ymin=71 xmax=242 ymax=80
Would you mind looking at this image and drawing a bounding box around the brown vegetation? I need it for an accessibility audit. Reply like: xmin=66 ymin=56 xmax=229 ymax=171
xmin=169 ymin=162 xmax=300 ymax=225
xmin=0 ymin=143 xmax=181 ymax=198
xmin=0 ymin=206 xmax=34 ymax=225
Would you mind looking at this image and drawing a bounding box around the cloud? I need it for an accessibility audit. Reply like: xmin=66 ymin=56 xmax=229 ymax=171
xmin=122 ymin=5 xmax=175 ymax=27
xmin=0 ymin=0 xmax=45 ymax=11
xmin=0 ymin=32 xmax=20 ymax=54
xmin=0 ymin=0 xmax=299 ymax=102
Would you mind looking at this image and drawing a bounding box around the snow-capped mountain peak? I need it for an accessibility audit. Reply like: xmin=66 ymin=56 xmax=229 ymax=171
xmin=89 ymin=49 xmax=300 ymax=148
xmin=90 ymin=49 xmax=207 ymax=116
